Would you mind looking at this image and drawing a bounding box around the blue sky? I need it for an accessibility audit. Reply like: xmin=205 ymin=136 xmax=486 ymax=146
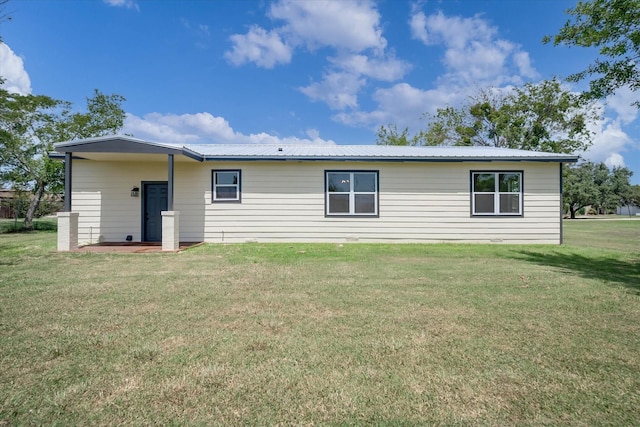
xmin=1 ymin=0 xmax=639 ymax=183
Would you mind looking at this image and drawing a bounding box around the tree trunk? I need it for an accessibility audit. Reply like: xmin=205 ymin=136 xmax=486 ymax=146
xmin=23 ymin=183 xmax=44 ymax=230
xmin=569 ymin=205 xmax=577 ymax=219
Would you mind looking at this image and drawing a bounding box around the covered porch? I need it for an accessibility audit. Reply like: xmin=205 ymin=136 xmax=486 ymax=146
xmin=53 ymin=136 xmax=203 ymax=252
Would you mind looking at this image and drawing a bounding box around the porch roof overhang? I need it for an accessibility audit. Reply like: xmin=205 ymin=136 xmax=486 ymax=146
xmin=51 ymin=136 xmax=203 ymax=162
xmin=53 ymin=136 xmax=185 ymax=213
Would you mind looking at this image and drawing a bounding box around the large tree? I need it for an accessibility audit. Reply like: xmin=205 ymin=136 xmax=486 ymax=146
xmin=610 ymin=167 xmax=635 ymax=213
xmin=564 ymin=162 xmax=600 ymax=219
xmin=544 ymin=0 xmax=640 ymax=107
xmin=377 ymin=79 xmax=599 ymax=154
xmin=0 ymin=85 xmax=126 ymax=228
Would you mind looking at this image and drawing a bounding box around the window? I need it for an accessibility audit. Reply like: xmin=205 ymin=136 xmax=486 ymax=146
xmin=471 ymin=171 xmax=522 ymax=216
xmin=212 ymin=170 xmax=241 ymax=202
xmin=326 ymin=171 xmax=378 ymax=216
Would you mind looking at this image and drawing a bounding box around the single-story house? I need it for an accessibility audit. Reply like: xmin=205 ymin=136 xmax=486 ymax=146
xmin=52 ymin=136 xmax=578 ymax=251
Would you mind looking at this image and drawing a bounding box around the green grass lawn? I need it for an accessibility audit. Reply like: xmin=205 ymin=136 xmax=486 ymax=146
xmin=0 ymin=217 xmax=57 ymax=234
xmin=1 ymin=220 xmax=638 ymax=425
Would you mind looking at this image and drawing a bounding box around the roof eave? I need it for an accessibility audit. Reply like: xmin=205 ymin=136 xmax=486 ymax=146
xmin=53 ymin=135 xmax=186 ymax=156
xmin=200 ymin=155 xmax=580 ymax=163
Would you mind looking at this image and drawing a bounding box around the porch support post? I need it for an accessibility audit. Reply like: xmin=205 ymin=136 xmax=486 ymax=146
xmin=162 ymin=211 xmax=180 ymax=251
xmin=64 ymin=152 xmax=72 ymax=212
xmin=559 ymin=162 xmax=564 ymax=245
xmin=57 ymin=152 xmax=79 ymax=251
xmin=162 ymin=154 xmax=179 ymax=251
xmin=57 ymin=212 xmax=79 ymax=251
xmin=167 ymin=154 xmax=174 ymax=211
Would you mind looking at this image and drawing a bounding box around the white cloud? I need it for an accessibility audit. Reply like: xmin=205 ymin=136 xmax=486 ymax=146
xmin=298 ymin=52 xmax=410 ymax=112
xmin=124 ymin=113 xmax=203 ymax=143
xmin=328 ymin=53 xmax=410 ymax=82
xmin=577 ymin=89 xmax=640 ymax=170
xmin=306 ymin=128 xmax=320 ymax=139
xmin=0 ymin=44 xmax=32 ymax=95
xmin=334 ymin=82 xmax=464 ymax=129
xmin=414 ymin=11 xmax=496 ymax=49
xmin=225 ymin=0 xmax=386 ymax=69
xmin=606 ymin=87 xmax=640 ymax=124
xmin=103 ymin=0 xmax=139 ymax=11
xmin=443 ymin=39 xmax=514 ymax=83
xmin=244 ymin=132 xmax=335 ymax=145
xmin=604 ymin=152 xmax=625 ymax=168
xmin=373 ymin=83 xmax=456 ymax=119
xmin=225 ymin=0 xmax=397 ymax=109
xmin=299 ymin=72 xmax=366 ymax=110
xmin=270 ymin=0 xmax=386 ymax=52
xmin=582 ymin=114 xmax=635 ymax=167
xmin=409 ymin=10 xmax=429 ymax=44
xmin=410 ymin=10 xmax=538 ymax=85
xmin=336 ymin=10 xmax=542 ymax=133
xmin=225 ymin=25 xmax=292 ymax=69
xmin=123 ymin=112 xmax=335 ymax=145
xmin=512 ymin=51 xmax=538 ymax=79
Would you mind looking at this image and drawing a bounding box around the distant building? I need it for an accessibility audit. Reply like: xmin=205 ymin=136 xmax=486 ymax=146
xmin=0 ymin=189 xmax=62 ymax=219
xmin=617 ymin=204 xmax=640 ymax=216
xmin=0 ymin=190 xmax=20 ymax=219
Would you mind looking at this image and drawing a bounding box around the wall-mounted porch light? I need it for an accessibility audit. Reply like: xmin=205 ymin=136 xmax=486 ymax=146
xmin=131 ymin=186 xmax=140 ymax=197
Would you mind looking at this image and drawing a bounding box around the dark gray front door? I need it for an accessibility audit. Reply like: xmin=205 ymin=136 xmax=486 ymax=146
xmin=143 ymin=182 xmax=168 ymax=242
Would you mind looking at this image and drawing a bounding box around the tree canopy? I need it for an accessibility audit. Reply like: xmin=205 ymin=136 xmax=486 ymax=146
xmin=377 ymin=79 xmax=599 ymax=154
xmin=376 ymin=124 xmax=423 ymax=146
xmin=544 ymin=0 xmax=640 ymax=106
xmin=563 ymin=161 xmax=633 ymax=218
xmin=0 ymin=1 xmax=10 ymax=40
xmin=629 ymin=185 xmax=640 ymax=210
xmin=0 ymin=84 xmax=126 ymax=228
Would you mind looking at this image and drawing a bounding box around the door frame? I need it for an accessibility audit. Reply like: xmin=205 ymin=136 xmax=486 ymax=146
xmin=141 ymin=181 xmax=168 ymax=242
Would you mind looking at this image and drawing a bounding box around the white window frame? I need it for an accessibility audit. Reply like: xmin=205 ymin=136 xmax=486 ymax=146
xmin=325 ymin=171 xmax=379 ymax=217
xmin=212 ymin=170 xmax=241 ymax=203
xmin=471 ymin=171 xmax=523 ymax=216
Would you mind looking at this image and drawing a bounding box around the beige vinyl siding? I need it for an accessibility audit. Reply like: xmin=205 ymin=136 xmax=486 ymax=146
xmin=71 ymin=159 xmax=562 ymax=245
xmin=202 ymin=161 xmax=560 ymax=243
xmin=72 ymin=160 xmax=168 ymax=245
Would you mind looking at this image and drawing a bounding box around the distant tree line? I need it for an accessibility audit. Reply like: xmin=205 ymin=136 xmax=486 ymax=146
xmin=564 ymin=163 xmax=638 ymax=218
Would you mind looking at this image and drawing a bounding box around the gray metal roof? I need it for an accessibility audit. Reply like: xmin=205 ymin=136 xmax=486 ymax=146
xmin=184 ymin=143 xmax=578 ymax=162
xmin=53 ymin=136 xmax=579 ymax=163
